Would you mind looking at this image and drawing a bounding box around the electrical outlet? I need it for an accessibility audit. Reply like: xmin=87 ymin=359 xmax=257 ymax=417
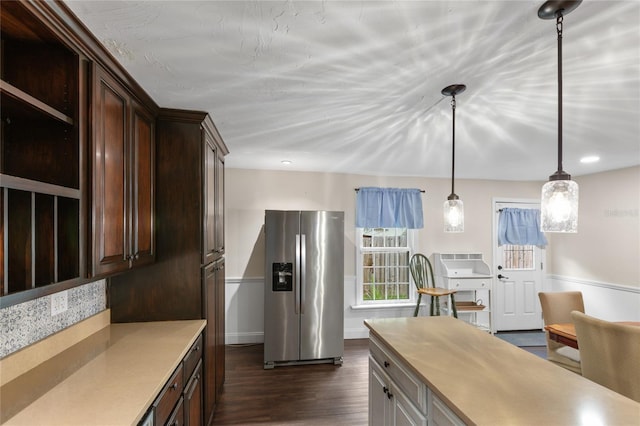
xmin=51 ymin=290 xmax=68 ymax=316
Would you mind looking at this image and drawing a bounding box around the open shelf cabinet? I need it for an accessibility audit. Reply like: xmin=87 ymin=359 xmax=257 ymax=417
xmin=1 ymin=1 xmax=83 ymax=296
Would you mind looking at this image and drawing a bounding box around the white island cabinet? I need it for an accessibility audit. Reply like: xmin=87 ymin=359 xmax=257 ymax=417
xmin=365 ymin=316 xmax=640 ymax=426
xmin=369 ymin=335 xmax=428 ymax=425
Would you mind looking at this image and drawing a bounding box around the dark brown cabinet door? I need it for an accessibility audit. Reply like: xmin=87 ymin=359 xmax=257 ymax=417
xmin=203 ymin=261 xmax=217 ymax=425
xmin=215 ymin=258 xmax=226 ymax=397
xmin=202 ymin=133 xmax=216 ymax=266
xmin=184 ymin=361 xmax=203 ymax=426
xmin=92 ymin=65 xmax=129 ymax=276
xmin=91 ymin=65 xmax=155 ymax=276
xmin=214 ymin=149 xmax=225 ymax=257
xmin=131 ymin=99 xmax=155 ymax=266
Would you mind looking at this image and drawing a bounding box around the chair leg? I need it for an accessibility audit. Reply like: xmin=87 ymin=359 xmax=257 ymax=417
xmin=430 ymin=296 xmax=435 ymax=316
xmin=435 ymin=296 xmax=441 ymax=316
xmin=450 ymin=293 xmax=458 ymax=318
xmin=414 ymin=293 xmax=422 ymax=317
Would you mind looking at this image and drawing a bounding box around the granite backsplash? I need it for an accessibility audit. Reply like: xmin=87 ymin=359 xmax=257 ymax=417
xmin=0 ymin=279 xmax=107 ymax=358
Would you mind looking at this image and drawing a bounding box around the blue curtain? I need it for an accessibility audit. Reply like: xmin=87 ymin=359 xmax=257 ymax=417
xmin=498 ymin=208 xmax=548 ymax=247
xmin=356 ymin=187 xmax=424 ymax=229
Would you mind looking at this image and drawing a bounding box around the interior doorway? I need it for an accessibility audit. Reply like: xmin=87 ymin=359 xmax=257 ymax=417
xmin=492 ymin=199 xmax=545 ymax=331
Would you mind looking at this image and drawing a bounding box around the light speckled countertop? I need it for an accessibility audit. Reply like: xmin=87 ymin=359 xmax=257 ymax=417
xmin=365 ymin=316 xmax=640 ymax=425
xmin=1 ymin=319 xmax=206 ymax=425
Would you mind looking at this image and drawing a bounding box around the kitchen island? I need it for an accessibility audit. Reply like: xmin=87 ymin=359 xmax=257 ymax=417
xmin=365 ymin=316 xmax=640 ymax=425
xmin=1 ymin=312 xmax=205 ymax=425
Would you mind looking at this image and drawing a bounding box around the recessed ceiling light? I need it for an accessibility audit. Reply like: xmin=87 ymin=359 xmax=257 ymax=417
xmin=580 ymin=155 xmax=600 ymax=164
xmin=281 ymin=160 xmax=292 ymax=165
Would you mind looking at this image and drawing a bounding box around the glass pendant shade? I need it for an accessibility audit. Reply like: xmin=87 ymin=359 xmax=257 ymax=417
xmin=541 ymin=179 xmax=578 ymax=232
xmin=444 ymin=199 xmax=464 ymax=233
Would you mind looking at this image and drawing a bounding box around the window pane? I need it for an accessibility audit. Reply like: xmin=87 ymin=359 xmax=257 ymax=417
xmin=363 ymin=267 xmax=373 ymax=283
xmin=373 ymin=284 xmax=384 ymax=300
xmin=397 ymin=229 xmax=407 ymax=246
xmin=399 ymin=267 xmax=408 ymax=284
xmin=399 ymin=284 xmax=410 ymax=299
xmin=386 ymin=284 xmax=398 ymax=299
xmin=363 ymin=284 xmax=372 ymax=301
xmin=387 ymin=266 xmax=397 ymax=283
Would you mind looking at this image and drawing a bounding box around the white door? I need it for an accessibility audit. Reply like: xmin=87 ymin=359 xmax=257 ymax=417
xmin=493 ymin=201 xmax=545 ymax=331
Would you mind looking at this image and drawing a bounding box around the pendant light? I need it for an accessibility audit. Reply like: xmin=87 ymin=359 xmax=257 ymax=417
xmin=538 ymin=0 xmax=581 ymax=233
xmin=442 ymin=84 xmax=466 ymax=233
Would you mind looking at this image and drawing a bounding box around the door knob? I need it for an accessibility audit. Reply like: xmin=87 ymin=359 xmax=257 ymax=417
xmin=497 ymin=274 xmax=509 ymax=280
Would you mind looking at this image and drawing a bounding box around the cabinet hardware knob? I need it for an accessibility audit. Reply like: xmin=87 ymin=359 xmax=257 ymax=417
xmin=170 ymin=382 xmax=178 ymax=390
xmin=383 ymin=361 xmax=390 ymax=368
xmin=383 ymin=386 xmax=389 ymax=394
xmin=387 ymin=391 xmax=393 ymax=400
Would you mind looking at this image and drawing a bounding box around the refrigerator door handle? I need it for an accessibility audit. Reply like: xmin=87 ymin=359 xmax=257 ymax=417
xmin=295 ymin=234 xmax=301 ymax=314
xmin=300 ymin=234 xmax=306 ymax=315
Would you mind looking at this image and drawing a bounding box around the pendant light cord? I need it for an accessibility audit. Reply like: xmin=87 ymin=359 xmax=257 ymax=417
xmin=450 ymin=95 xmax=456 ymax=197
xmin=556 ymin=12 xmax=564 ymax=176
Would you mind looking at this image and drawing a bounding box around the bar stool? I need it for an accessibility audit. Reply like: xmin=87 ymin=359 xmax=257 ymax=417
xmin=409 ymin=253 xmax=457 ymax=318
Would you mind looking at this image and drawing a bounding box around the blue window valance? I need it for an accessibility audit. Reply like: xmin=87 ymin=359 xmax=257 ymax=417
xmin=356 ymin=187 xmax=424 ymax=229
xmin=498 ymin=208 xmax=548 ymax=247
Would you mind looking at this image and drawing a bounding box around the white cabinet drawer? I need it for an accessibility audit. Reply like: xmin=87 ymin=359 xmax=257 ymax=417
xmin=369 ymin=336 xmax=427 ymax=412
xmin=447 ymin=278 xmax=490 ymax=290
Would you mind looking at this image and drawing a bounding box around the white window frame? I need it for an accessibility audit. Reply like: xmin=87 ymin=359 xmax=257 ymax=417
xmin=355 ymin=227 xmax=417 ymax=305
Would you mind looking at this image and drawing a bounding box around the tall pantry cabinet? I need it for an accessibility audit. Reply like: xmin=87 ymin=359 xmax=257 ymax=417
xmin=110 ymin=109 xmax=228 ymax=425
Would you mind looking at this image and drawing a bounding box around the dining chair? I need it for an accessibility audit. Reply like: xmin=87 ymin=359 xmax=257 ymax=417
xmin=538 ymin=291 xmax=583 ymax=374
xmin=409 ymin=253 xmax=457 ymax=318
xmin=571 ymin=311 xmax=640 ymax=402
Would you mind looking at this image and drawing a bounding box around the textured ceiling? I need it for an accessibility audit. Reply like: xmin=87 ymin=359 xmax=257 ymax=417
xmin=64 ymin=0 xmax=640 ymax=181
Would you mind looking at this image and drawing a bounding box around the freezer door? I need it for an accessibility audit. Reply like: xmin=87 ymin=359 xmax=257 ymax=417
xmin=299 ymin=211 xmax=344 ymax=361
xmin=264 ymin=210 xmax=300 ymax=364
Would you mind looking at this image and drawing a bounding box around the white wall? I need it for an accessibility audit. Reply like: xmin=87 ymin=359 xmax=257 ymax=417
xmin=224 ymin=168 xmax=542 ymax=342
xmin=224 ymin=166 xmax=640 ymax=343
xmin=547 ymin=166 xmax=640 ymax=287
xmin=546 ymin=166 xmax=640 ymax=321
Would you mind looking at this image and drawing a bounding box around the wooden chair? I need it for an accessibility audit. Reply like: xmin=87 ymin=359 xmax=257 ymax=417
xmin=538 ymin=291 xmax=583 ymax=374
xmin=409 ymin=253 xmax=457 ymax=318
xmin=572 ymin=311 xmax=640 ymax=402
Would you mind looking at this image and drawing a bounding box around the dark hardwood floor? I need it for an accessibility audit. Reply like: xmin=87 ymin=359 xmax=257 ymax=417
xmin=212 ymin=337 xmax=546 ymax=425
xmin=212 ymin=339 xmax=370 ymax=425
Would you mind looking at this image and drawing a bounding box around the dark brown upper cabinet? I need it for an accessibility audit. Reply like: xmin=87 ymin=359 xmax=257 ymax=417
xmin=203 ymin=122 xmax=226 ymax=265
xmin=0 ymin=1 xmax=85 ymax=298
xmin=90 ymin=64 xmax=155 ymax=277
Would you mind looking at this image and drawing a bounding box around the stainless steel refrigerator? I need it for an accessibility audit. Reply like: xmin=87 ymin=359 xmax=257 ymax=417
xmin=264 ymin=210 xmax=344 ymax=369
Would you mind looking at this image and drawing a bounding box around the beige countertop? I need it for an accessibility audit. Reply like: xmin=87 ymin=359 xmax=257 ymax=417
xmin=1 ymin=318 xmax=206 ymax=425
xmin=365 ymin=316 xmax=640 ymax=425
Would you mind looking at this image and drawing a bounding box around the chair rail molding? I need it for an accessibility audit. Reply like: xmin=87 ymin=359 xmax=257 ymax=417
xmin=548 ymin=274 xmax=640 ymax=294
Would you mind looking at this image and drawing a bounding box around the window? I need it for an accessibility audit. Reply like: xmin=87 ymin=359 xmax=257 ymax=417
xmin=502 ymin=244 xmax=535 ymax=270
xmin=356 ymin=227 xmax=415 ymax=304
